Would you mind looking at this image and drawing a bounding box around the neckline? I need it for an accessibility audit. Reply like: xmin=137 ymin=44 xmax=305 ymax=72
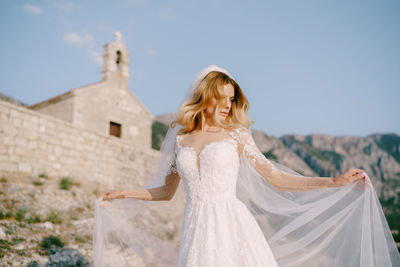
xmin=176 ymin=129 xmax=236 ymax=153
xmin=176 ymin=134 xmax=237 ymax=182
xmin=176 ymin=135 xmax=235 ymax=155
xmin=186 ymin=127 xmax=228 ymax=136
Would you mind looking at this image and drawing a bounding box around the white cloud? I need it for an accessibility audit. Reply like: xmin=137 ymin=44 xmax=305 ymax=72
xmin=146 ymin=48 xmax=157 ymax=56
xmin=89 ymin=50 xmax=103 ymax=66
xmin=52 ymin=1 xmax=76 ymax=12
xmin=23 ymin=3 xmax=43 ymax=15
xmin=63 ymin=33 xmax=93 ymax=48
xmin=63 ymin=32 xmax=102 ymax=67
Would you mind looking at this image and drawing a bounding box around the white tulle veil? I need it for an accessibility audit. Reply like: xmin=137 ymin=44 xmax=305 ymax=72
xmin=93 ymin=65 xmax=400 ymax=266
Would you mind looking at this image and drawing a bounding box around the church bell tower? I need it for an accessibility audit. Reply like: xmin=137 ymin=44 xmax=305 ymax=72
xmin=101 ymin=31 xmax=130 ymax=89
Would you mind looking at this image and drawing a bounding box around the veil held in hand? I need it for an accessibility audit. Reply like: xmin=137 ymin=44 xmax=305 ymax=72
xmin=93 ymin=64 xmax=400 ymax=267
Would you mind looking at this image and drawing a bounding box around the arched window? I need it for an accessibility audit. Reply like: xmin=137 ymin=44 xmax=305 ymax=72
xmin=116 ymin=50 xmax=122 ymax=72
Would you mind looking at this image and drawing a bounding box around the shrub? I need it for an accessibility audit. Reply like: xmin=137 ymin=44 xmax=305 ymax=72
xmin=59 ymin=177 xmax=73 ymax=190
xmin=26 ymin=214 xmax=41 ymax=223
xmin=5 ymin=228 xmax=13 ymax=235
xmin=15 ymin=207 xmax=28 ymax=222
xmin=74 ymin=236 xmax=86 ymax=243
xmin=33 ymin=180 xmax=44 ymax=186
xmin=0 ymin=210 xmax=12 ymax=220
xmin=45 ymin=211 xmax=62 ymax=224
xmin=11 ymin=237 xmax=25 ymax=245
xmin=38 ymin=173 xmax=48 ymax=179
xmin=40 ymin=236 xmax=64 ymax=250
xmin=0 ymin=239 xmax=12 ymax=258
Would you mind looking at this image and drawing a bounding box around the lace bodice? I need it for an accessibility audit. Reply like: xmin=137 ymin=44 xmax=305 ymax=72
xmin=168 ymin=126 xmax=337 ymax=205
xmin=176 ymin=135 xmax=239 ymax=205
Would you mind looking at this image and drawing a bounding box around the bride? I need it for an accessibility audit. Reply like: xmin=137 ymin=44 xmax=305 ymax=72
xmin=94 ymin=65 xmax=400 ymax=267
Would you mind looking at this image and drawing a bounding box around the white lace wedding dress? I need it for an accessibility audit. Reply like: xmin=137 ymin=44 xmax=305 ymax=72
xmin=174 ymin=131 xmax=278 ymax=266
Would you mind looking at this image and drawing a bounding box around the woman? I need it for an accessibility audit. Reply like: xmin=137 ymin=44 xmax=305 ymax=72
xmin=94 ymin=65 xmax=400 ymax=267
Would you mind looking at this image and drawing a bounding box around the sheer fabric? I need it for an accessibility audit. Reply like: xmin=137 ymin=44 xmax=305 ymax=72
xmin=231 ymin=127 xmax=400 ymax=266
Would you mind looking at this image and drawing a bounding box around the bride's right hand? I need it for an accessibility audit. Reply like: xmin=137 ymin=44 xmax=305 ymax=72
xmin=334 ymin=168 xmax=367 ymax=186
xmin=102 ymin=190 xmax=127 ymax=201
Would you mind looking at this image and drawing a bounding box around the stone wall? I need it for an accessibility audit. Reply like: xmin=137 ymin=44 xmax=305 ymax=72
xmin=0 ymin=99 xmax=158 ymax=189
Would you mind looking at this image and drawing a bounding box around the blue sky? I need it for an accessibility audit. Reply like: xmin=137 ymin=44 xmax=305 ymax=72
xmin=0 ymin=0 xmax=399 ymax=138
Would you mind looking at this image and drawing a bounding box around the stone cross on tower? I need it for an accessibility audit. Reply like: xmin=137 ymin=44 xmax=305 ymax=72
xmin=115 ymin=31 xmax=122 ymax=41
xmin=101 ymin=31 xmax=131 ymax=88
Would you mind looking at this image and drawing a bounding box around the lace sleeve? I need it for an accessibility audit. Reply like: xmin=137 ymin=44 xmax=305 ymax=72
xmin=165 ymin=137 xmax=178 ymax=176
xmin=234 ymin=127 xmax=337 ymax=192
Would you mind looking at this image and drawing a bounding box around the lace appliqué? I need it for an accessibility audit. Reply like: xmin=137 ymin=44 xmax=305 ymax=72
xmin=165 ymin=138 xmax=179 ymax=176
xmin=229 ymin=127 xmax=277 ymax=171
xmin=230 ymin=127 xmax=338 ymax=192
xmin=166 ymin=159 xmax=178 ymax=176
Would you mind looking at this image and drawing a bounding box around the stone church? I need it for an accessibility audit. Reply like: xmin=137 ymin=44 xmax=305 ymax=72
xmin=27 ymin=31 xmax=153 ymax=149
xmin=0 ymin=32 xmax=186 ymax=264
xmin=0 ymin=31 xmax=160 ymax=187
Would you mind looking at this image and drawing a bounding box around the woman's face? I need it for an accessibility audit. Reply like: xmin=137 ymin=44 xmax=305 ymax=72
xmin=205 ymin=83 xmax=235 ymax=121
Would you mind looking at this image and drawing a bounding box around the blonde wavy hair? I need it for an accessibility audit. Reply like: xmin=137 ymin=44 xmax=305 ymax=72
xmin=170 ymin=71 xmax=254 ymax=135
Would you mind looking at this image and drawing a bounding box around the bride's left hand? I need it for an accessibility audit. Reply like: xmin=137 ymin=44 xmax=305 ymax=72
xmin=334 ymin=168 xmax=368 ymax=186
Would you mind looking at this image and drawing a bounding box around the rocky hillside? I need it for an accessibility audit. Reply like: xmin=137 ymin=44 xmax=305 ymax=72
xmin=0 ymin=172 xmax=97 ymax=266
xmin=280 ymin=133 xmax=400 ymax=196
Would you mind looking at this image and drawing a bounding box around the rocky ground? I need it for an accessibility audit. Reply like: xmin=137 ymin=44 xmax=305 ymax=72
xmin=0 ymin=171 xmax=101 ymax=266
